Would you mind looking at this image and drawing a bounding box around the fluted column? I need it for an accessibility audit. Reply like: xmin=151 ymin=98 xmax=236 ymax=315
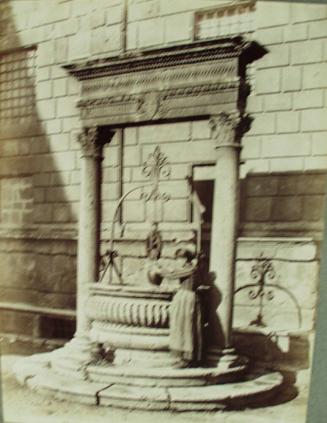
xmin=75 ymin=126 xmax=103 ymax=338
xmin=209 ymin=112 xmax=241 ymax=353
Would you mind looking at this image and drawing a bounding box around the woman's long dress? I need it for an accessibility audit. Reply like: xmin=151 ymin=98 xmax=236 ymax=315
xmin=169 ymin=276 xmax=202 ymax=362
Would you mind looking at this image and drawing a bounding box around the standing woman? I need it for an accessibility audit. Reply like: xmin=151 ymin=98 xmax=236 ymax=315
xmin=166 ymin=246 xmax=203 ymax=368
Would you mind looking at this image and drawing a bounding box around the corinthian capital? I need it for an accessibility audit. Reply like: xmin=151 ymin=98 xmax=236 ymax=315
xmin=77 ymin=127 xmax=102 ymax=159
xmin=209 ymin=112 xmax=241 ymax=149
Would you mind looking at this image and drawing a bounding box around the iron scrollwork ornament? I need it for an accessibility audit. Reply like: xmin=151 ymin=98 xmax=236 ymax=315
xmin=234 ymin=253 xmax=302 ymax=328
xmin=141 ymin=146 xmax=171 ymax=222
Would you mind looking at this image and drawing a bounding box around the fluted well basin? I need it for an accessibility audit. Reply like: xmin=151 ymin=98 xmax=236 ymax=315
xmin=86 ymin=284 xmax=176 ymax=368
xmin=14 ymin=283 xmax=285 ymax=409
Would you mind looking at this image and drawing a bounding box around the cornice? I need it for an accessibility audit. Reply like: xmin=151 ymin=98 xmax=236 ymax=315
xmin=63 ymin=37 xmax=264 ymax=80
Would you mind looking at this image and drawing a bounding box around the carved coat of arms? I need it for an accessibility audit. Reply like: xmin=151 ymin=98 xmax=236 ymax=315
xmin=137 ymin=91 xmax=161 ymax=119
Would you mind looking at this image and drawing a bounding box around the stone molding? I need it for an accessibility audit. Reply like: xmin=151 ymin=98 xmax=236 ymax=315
xmin=63 ymin=38 xmax=265 ymax=126
xmin=64 ymin=40 xmax=244 ymax=79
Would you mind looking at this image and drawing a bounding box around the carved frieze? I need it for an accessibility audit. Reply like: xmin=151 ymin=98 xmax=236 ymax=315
xmin=63 ymin=38 xmax=265 ymax=126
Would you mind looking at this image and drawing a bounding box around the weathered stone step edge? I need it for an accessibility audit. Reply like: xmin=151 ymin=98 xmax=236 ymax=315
xmin=23 ymin=368 xmax=284 ymax=412
xmin=86 ymin=363 xmax=248 ymax=386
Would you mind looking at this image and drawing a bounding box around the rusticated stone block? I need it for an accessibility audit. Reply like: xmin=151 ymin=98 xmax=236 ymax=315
xmin=257 ymin=45 xmax=289 ymax=69
xmin=138 ymin=18 xmax=164 ymax=48
xmin=139 ymin=122 xmax=190 ymax=144
xmin=33 ymin=187 xmax=45 ymax=203
xmin=303 ymin=195 xmax=325 ymax=222
xmin=68 ymin=30 xmax=91 ymax=59
xmin=244 ymin=175 xmax=279 ymax=197
xmin=0 ymin=157 xmax=34 ymax=176
xmin=291 ymin=2 xmax=327 ymax=23
xmin=191 ymin=120 xmax=211 ymax=140
xmin=305 ymin=157 xmax=327 ymax=171
xmin=276 ymin=174 xmax=299 ymax=195
xmin=256 ymin=69 xmax=281 ymax=94
xmin=282 ymin=66 xmax=302 ymax=92
xmin=37 ymin=291 xmax=76 ymax=310
xmin=33 ymin=204 xmax=53 ymax=223
xmin=276 ymin=111 xmax=300 ymax=133
xmin=122 ymin=200 xmax=145 ymax=222
xmin=293 ymin=90 xmax=324 ymax=110
xmin=257 ymin=0 xmax=290 ymax=27
xmin=106 ymin=5 xmax=123 ymax=25
xmin=302 ymin=109 xmax=327 ymax=132
xmin=257 ymin=27 xmax=283 ymax=45
xmin=161 ymin=180 xmax=190 ymax=198
xmin=102 ymin=182 xmax=120 ymax=201
xmin=0 ymin=310 xmax=35 ymax=336
xmin=264 ymin=93 xmax=292 ymax=112
xmin=241 ymin=137 xmax=261 ymax=160
xmin=247 ymin=113 xmax=275 ymax=135
xmin=52 ymin=204 xmax=71 ymax=223
xmin=128 ymin=1 xmax=159 ymax=22
xmin=284 ymin=23 xmax=308 ymax=42
xmin=312 ymin=133 xmax=327 ymax=156
xmin=303 ymin=63 xmax=327 ymax=89
xmin=270 ymin=158 xmax=304 ymax=173
xmin=243 ymin=197 xmax=272 ymax=222
xmin=163 ymin=199 xmax=189 ymax=222
xmin=164 ymin=13 xmax=192 ymax=44
xmin=297 ymin=172 xmax=327 ymax=194
xmin=271 ymin=196 xmax=303 ymax=221
xmin=309 ymin=19 xmax=327 ymax=38
xmin=126 ymin=22 xmax=138 ymax=50
xmin=291 ymin=40 xmax=323 ymax=65
xmin=124 ymin=145 xmax=140 ymax=166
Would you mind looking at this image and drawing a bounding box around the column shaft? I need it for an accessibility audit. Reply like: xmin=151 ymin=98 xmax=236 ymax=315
xmin=75 ymin=127 xmax=102 ymax=337
xmin=209 ymin=113 xmax=241 ymax=351
xmin=210 ymin=146 xmax=240 ymax=349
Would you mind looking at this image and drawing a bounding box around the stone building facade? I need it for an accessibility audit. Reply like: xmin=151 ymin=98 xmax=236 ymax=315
xmin=0 ymin=0 xmax=326 ymax=372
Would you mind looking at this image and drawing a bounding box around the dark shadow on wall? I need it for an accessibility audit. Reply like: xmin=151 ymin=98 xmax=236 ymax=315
xmin=239 ymin=171 xmax=327 ymax=239
xmin=0 ymin=0 xmax=77 ymax=353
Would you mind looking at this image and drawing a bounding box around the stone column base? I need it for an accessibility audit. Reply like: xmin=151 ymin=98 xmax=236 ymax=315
xmin=49 ymin=335 xmax=103 ymax=380
xmin=206 ymin=347 xmax=248 ymax=370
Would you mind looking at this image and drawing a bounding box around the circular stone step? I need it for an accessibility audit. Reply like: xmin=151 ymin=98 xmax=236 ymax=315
xmin=14 ymin=354 xmax=285 ymax=411
xmin=86 ymin=362 xmax=247 ymax=387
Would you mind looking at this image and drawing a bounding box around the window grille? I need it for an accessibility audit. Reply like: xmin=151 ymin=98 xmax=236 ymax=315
xmin=0 ymin=48 xmax=36 ymax=122
xmin=194 ymin=1 xmax=256 ymax=40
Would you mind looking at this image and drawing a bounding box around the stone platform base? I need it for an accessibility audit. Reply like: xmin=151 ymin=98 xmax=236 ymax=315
xmin=14 ymin=352 xmax=286 ymax=412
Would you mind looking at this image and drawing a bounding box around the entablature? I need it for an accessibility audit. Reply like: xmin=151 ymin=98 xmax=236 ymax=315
xmin=63 ymin=37 xmax=265 ymax=127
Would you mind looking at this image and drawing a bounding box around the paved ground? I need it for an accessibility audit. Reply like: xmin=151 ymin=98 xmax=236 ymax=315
xmin=1 ymin=355 xmax=309 ymax=423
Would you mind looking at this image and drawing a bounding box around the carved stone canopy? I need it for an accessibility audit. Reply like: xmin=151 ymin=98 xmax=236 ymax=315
xmin=63 ymin=37 xmax=266 ymax=128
